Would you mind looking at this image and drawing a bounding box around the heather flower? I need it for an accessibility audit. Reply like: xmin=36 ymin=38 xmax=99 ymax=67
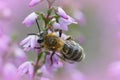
xmin=45 ymin=52 xmax=63 ymax=73
xmin=53 ymin=7 xmax=77 ymax=31
xmin=73 ymin=11 xmax=86 ymax=26
xmin=13 ymin=45 xmax=27 ymax=65
xmin=57 ymin=7 xmax=68 ymax=19
xmin=108 ymin=61 xmax=120 ymax=80
xmin=0 ymin=34 xmax=11 ymax=54
xmin=17 ymin=61 xmax=34 ymax=79
xmin=0 ymin=1 xmax=11 ymax=20
xmin=40 ymin=77 xmax=50 ymax=80
xmin=53 ymin=17 xmax=77 ymax=31
xmin=20 ymin=35 xmax=39 ymax=51
xmin=22 ymin=12 xmax=39 ymax=27
xmin=29 ymin=0 xmax=44 ymax=7
xmin=69 ymin=70 xmax=85 ymax=80
xmin=3 ymin=63 xmax=17 ymax=80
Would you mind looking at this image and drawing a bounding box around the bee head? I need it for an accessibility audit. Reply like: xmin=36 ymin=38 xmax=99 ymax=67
xmin=37 ymin=30 xmax=48 ymax=43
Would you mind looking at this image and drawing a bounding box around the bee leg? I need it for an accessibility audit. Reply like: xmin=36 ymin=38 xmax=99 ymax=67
xmin=50 ymin=51 xmax=55 ymax=65
xmin=66 ymin=36 xmax=72 ymax=40
xmin=59 ymin=30 xmax=62 ymax=37
xmin=56 ymin=54 xmax=66 ymax=61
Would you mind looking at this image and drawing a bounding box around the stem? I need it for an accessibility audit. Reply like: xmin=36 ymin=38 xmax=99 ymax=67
xmin=32 ymin=52 xmax=45 ymax=80
xmin=33 ymin=56 xmax=40 ymax=79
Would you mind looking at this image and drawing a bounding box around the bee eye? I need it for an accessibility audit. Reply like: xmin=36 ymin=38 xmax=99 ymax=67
xmin=37 ymin=38 xmax=44 ymax=43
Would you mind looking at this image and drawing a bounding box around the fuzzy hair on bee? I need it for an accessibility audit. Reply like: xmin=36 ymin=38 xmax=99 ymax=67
xmin=43 ymin=32 xmax=65 ymax=51
xmin=27 ymin=19 xmax=85 ymax=64
xmin=36 ymin=31 xmax=85 ymax=62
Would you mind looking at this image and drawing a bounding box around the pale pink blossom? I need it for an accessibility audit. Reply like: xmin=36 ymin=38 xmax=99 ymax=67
xmin=53 ymin=7 xmax=77 ymax=31
xmin=0 ymin=1 xmax=11 ymax=20
xmin=17 ymin=61 xmax=34 ymax=79
xmin=23 ymin=12 xmax=39 ymax=27
xmin=13 ymin=45 xmax=27 ymax=65
xmin=40 ymin=77 xmax=50 ymax=80
xmin=73 ymin=11 xmax=86 ymax=26
xmin=69 ymin=70 xmax=85 ymax=80
xmin=56 ymin=7 xmax=77 ymax=24
xmin=108 ymin=61 xmax=120 ymax=80
xmin=53 ymin=16 xmax=77 ymax=31
xmin=57 ymin=7 xmax=68 ymax=19
xmin=45 ymin=52 xmax=63 ymax=73
xmin=20 ymin=35 xmax=39 ymax=51
xmin=0 ymin=34 xmax=11 ymax=54
xmin=3 ymin=63 xmax=17 ymax=80
xmin=29 ymin=0 xmax=44 ymax=7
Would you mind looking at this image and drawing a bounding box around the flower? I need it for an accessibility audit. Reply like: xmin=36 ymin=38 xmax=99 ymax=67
xmin=29 ymin=0 xmax=44 ymax=7
xmin=3 ymin=63 xmax=17 ymax=80
xmin=40 ymin=77 xmax=50 ymax=80
xmin=53 ymin=7 xmax=77 ymax=31
xmin=22 ymin=12 xmax=39 ymax=27
xmin=56 ymin=7 xmax=68 ymax=19
xmin=17 ymin=61 xmax=34 ymax=79
xmin=73 ymin=10 xmax=86 ymax=26
xmin=45 ymin=52 xmax=63 ymax=73
xmin=0 ymin=34 xmax=11 ymax=54
xmin=13 ymin=45 xmax=27 ymax=65
xmin=108 ymin=61 xmax=120 ymax=80
xmin=0 ymin=1 xmax=11 ymax=20
xmin=20 ymin=35 xmax=39 ymax=51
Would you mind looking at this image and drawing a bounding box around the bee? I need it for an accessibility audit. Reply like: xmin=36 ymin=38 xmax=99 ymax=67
xmin=35 ymin=30 xmax=85 ymax=62
xmin=30 ymin=19 xmax=85 ymax=62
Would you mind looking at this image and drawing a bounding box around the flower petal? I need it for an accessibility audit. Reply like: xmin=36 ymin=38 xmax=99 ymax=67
xmin=57 ymin=7 xmax=68 ymax=19
xmin=29 ymin=0 xmax=43 ymax=7
xmin=17 ymin=61 xmax=34 ymax=79
xmin=22 ymin=12 xmax=38 ymax=27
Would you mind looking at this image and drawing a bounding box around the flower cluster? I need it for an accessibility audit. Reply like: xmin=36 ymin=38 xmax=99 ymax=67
xmin=0 ymin=1 xmax=27 ymax=80
xmin=18 ymin=0 xmax=84 ymax=80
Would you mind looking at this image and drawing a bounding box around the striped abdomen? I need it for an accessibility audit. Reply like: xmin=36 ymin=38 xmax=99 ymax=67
xmin=61 ymin=41 xmax=84 ymax=62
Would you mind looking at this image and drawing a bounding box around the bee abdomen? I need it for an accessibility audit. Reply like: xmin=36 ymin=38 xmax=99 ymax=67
xmin=62 ymin=41 xmax=84 ymax=62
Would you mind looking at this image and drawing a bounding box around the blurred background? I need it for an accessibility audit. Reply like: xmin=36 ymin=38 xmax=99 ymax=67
xmin=1 ymin=0 xmax=120 ymax=80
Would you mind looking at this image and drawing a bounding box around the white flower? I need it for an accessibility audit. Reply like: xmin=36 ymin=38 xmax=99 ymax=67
xmin=20 ymin=35 xmax=39 ymax=51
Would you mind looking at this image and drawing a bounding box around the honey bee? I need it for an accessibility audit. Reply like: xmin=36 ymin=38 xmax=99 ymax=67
xmin=36 ymin=30 xmax=85 ymax=62
xmin=30 ymin=20 xmax=85 ymax=63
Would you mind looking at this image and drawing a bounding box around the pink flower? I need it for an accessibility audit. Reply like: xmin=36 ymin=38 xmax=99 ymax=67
xmin=73 ymin=11 xmax=86 ymax=26
xmin=22 ymin=12 xmax=39 ymax=27
xmin=17 ymin=61 xmax=34 ymax=79
xmin=20 ymin=35 xmax=39 ymax=51
xmin=0 ymin=34 xmax=11 ymax=54
xmin=40 ymin=77 xmax=50 ymax=80
xmin=57 ymin=7 xmax=68 ymax=19
xmin=108 ymin=61 xmax=120 ymax=80
xmin=69 ymin=70 xmax=85 ymax=80
xmin=53 ymin=7 xmax=77 ymax=31
xmin=29 ymin=0 xmax=44 ymax=7
xmin=45 ymin=52 xmax=63 ymax=73
xmin=3 ymin=63 xmax=17 ymax=80
xmin=0 ymin=1 xmax=12 ymax=20
xmin=13 ymin=45 xmax=27 ymax=65
xmin=53 ymin=17 xmax=77 ymax=31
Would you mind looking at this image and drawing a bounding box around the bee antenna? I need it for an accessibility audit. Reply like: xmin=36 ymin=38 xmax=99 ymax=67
xmin=36 ymin=19 xmax=41 ymax=33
